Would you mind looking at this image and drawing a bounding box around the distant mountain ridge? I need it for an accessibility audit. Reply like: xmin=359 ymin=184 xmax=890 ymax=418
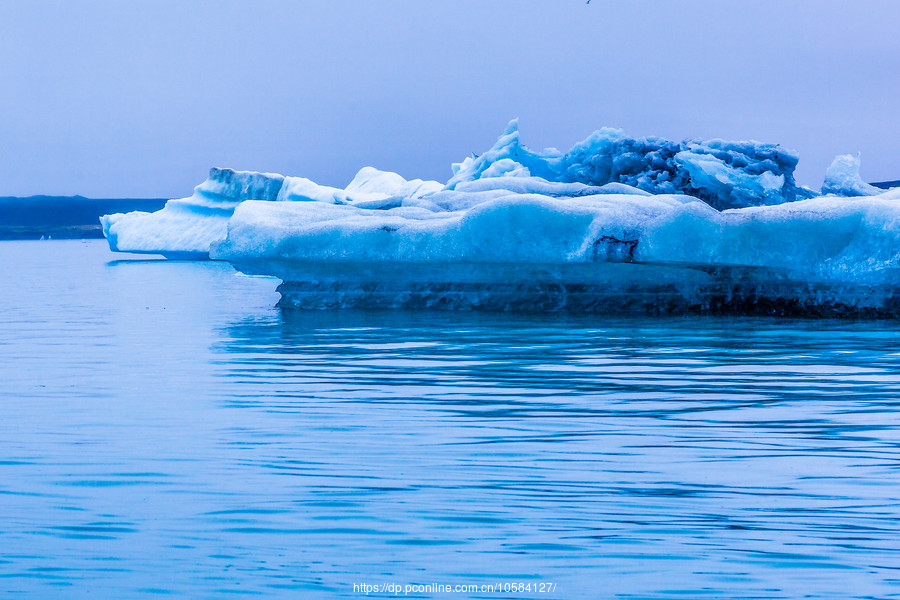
xmin=872 ymin=180 xmax=900 ymax=190
xmin=0 ymin=195 xmax=167 ymax=239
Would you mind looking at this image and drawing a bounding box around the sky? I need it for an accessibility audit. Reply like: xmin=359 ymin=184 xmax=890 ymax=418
xmin=0 ymin=0 xmax=898 ymax=198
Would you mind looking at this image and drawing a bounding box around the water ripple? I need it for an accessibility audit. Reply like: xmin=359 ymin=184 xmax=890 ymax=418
xmin=1 ymin=242 xmax=900 ymax=598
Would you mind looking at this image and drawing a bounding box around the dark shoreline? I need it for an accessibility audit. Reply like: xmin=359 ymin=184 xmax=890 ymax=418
xmin=0 ymin=224 xmax=105 ymax=240
xmin=0 ymin=195 xmax=167 ymax=240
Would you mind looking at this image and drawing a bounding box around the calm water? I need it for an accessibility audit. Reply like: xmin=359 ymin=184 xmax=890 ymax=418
xmin=2 ymin=240 xmax=900 ymax=599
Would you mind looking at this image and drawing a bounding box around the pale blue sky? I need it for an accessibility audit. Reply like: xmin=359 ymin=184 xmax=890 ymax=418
xmin=1 ymin=0 xmax=898 ymax=197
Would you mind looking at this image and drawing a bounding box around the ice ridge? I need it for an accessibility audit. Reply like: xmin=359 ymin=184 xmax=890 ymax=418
xmin=447 ymin=120 xmax=814 ymax=210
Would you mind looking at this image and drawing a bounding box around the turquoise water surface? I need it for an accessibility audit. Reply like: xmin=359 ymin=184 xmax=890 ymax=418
xmin=1 ymin=240 xmax=899 ymax=598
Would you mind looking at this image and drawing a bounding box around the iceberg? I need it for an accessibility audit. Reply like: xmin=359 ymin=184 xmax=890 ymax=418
xmin=100 ymin=121 xmax=900 ymax=316
xmin=212 ymin=186 xmax=900 ymax=317
xmin=821 ymin=154 xmax=882 ymax=197
xmin=101 ymin=120 xmax=819 ymax=258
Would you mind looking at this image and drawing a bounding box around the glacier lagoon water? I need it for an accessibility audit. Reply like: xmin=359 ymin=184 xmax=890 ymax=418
xmin=2 ymin=240 xmax=900 ymax=599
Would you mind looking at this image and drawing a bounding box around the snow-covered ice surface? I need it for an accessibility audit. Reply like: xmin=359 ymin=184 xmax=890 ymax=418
xmin=101 ymin=166 xmax=443 ymax=257
xmin=821 ymin=154 xmax=882 ymax=197
xmin=101 ymin=168 xmax=285 ymax=258
xmin=212 ymin=188 xmax=900 ymax=317
xmin=277 ymin=166 xmax=443 ymax=208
